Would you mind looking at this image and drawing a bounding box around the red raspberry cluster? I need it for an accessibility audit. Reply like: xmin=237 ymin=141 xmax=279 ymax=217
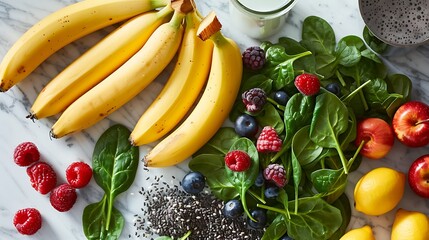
xmin=225 ymin=150 xmax=251 ymax=172
xmin=294 ymin=73 xmax=320 ymax=96
xmin=12 ymin=142 xmax=93 ymax=235
xmin=256 ymin=126 xmax=282 ymax=153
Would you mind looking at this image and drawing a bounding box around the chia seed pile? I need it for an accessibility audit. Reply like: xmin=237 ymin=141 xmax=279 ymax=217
xmin=131 ymin=168 xmax=264 ymax=240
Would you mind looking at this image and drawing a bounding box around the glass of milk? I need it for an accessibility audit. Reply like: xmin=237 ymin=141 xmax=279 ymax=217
xmin=229 ymin=0 xmax=299 ymax=39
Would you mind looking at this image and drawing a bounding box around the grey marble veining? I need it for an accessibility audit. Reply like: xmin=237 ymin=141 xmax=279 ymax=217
xmin=0 ymin=0 xmax=428 ymax=239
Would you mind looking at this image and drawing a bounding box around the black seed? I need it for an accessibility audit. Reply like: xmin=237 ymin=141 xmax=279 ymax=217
xmin=133 ymin=169 xmax=264 ymax=239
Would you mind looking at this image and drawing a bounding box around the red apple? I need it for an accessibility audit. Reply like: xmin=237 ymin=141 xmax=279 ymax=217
xmin=392 ymin=101 xmax=429 ymax=147
xmin=355 ymin=117 xmax=395 ymax=159
xmin=408 ymin=154 xmax=429 ymax=198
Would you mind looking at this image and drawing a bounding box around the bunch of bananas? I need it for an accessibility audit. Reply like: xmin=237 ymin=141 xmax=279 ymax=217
xmin=0 ymin=0 xmax=242 ymax=167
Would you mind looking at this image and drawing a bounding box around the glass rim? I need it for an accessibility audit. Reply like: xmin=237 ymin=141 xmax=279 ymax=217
xmin=233 ymin=0 xmax=298 ymax=16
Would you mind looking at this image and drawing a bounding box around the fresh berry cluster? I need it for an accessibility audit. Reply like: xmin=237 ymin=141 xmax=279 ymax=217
xmin=12 ymin=142 xmax=92 ymax=235
xmin=14 ymin=142 xmax=40 ymax=167
xmin=294 ymin=73 xmax=320 ymax=96
xmin=242 ymin=88 xmax=267 ymax=113
xmin=242 ymin=46 xmax=266 ymax=71
xmin=256 ymin=126 xmax=282 ymax=153
xmin=264 ymin=163 xmax=287 ymax=188
xmin=13 ymin=208 xmax=42 ymax=235
xmin=225 ymin=150 xmax=251 ymax=172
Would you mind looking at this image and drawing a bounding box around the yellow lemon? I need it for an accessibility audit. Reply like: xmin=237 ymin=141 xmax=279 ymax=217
xmin=340 ymin=225 xmax=375 ymax=240
xmin=354 ymin=167 xmax=405 ymax=216
xmin=391 ymin=208 xmax=429 ymax=240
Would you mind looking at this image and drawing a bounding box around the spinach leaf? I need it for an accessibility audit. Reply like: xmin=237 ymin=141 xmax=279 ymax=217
xmin=83 ymin=124 xmax=139 ymax=240
xmin=284 ymin=93 xmax=315 ymax=148
xmin=262 ymin=214 xmax=288 ymax=240
xmin=189 ymin=154 xmax=238 ymax=201
xmin=310 ymin=93 xmax=350 ymax=173
xmin=92 ymin=125 xmax=139 ymax=200
xmin=276 ymin=37 xmax=317 ymax=73
xmin=262 ymin=45 xmax=312 ymax=90
xmin=335 ymin=36 xmax=363 ymax=67
xmin=301 ymin=16 xmax=337 ymax=79
xmin=386 ymin=74 xmax=412 ymax=101
xmin=255 ymin=102 xmax=285 ymax=134
xmin=383 ymin=74 xmax=412 ymax=118
xmin=301 ymin=16 xmax=336 ymax=55
xmin=310 ymin=168 xmax=347 ymax=203
xmin=339 ymin=109 xmax=357 ymax=151
xmin=291 ymin=126 xmax=323 ymax=167
xmin=194 ymin=127 xmax=240 ymax=156
xmin=329 ymin=194 xmax=352 ymax=240
xmin=239 ymin=74 xmax=273 ymax=94
xmin=362 ymin=26 xmax=389 ymax=55
xmin=226 ymin=138 xmax=259 ymax=220
xmin=286 ymin=197 xmax=342 ymax=240
xmin=83 ymin=198 xmax=124 ymax=240
xmin=290 ymin=143 xmax=303 ymax=213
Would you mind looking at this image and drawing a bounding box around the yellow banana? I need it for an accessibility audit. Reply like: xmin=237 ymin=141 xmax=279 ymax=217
xmin=144 ymin=11 xmax=243 ymax=167
xmin=50 ymin=9 xmax=186 ymax=139
xmin=129 ymin=10 xmax=213 ymax=146
xmin=0 ymin=0 xmax=169 ymax=92
xmin=29 ymin=6 xmax=174 ymax=120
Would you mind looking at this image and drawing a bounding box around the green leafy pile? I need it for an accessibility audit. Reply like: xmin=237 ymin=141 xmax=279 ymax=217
xmin=189 ymin=16 xmax=412 ymax=240
xmin=82 ymin=124 xmax=139 ymax=240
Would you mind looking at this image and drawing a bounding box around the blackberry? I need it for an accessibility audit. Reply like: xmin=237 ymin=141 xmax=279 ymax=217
xmin=263 ymin=163 xmax=287 ymax=188
xmin=242 ymin=46 xmax=266 ymax=70
xmin=242 ymin=88 xmax=267 ymax=113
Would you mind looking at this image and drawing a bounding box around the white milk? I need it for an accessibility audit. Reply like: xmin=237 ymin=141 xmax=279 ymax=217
xmin=229 ymin=0 xmax=298 ymax=39
xmin=237 ymin=0 xmax=290 ymax=12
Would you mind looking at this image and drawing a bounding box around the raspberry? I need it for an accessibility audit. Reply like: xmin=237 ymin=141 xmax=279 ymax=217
xmin=257 ymin=126 xmax=282 ymax=153
xmin=13 ymin=142 xmax=40 ymax=167
xmin=242 ymin=46 xmax=266 ymax=70
xmin=26 ymin=162 xmax=57 ymax=195
xmin=66 ymin=161 xmax=92 ymax=188
xmin=263 ymin=164 xmax=287 ymax=188
xmin=242 ymin=88 xmax=266 ymax=113
xmin=294 ymin=73 xmax=320 ymax=96
xmin=50 ymin=184 xmax=77 ymax=212
xmin=13 ymin=208 xmax=42 ymax=235
xmin=225 ymin=150 xmax=251 ymax=172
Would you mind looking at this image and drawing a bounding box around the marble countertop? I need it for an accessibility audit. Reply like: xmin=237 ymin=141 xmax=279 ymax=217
xmin=1 ymin=0 xmax=428 ymax=239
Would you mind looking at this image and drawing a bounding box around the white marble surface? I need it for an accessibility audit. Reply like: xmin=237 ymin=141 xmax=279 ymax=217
xmin=0 ymin=0 xmax=428 ymax=239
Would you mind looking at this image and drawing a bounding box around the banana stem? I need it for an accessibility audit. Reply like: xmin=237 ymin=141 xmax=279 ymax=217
xmin=197 ymin=11 xmax=222 ymax=41
xmin=171 ymin=0 xmax=194 ymax=14
xmin=151 ymin=0 xmax=170 ymax=8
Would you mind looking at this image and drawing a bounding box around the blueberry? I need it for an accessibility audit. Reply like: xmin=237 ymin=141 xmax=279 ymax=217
xmin=325 ymin=82 xmax=342 ymax=97
xmin=279 ymin=233 xmax=293 ymax=240
xmin=254 ymin=171 xmax=265 ymax=187
xmin=247 ymin=209 xmax=267 ymax=229
xmin=181 ymin=171 xmax=205 ymax=194
xmin=264 ymin=186 xmax=280 ymax=199
xmin=272 ymin=91 xmax=290 ymax=105
xmin=223 ymin=199 xmax=243 ymax=218
xmin=234 ymin=114 xmax=258 ymax=138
